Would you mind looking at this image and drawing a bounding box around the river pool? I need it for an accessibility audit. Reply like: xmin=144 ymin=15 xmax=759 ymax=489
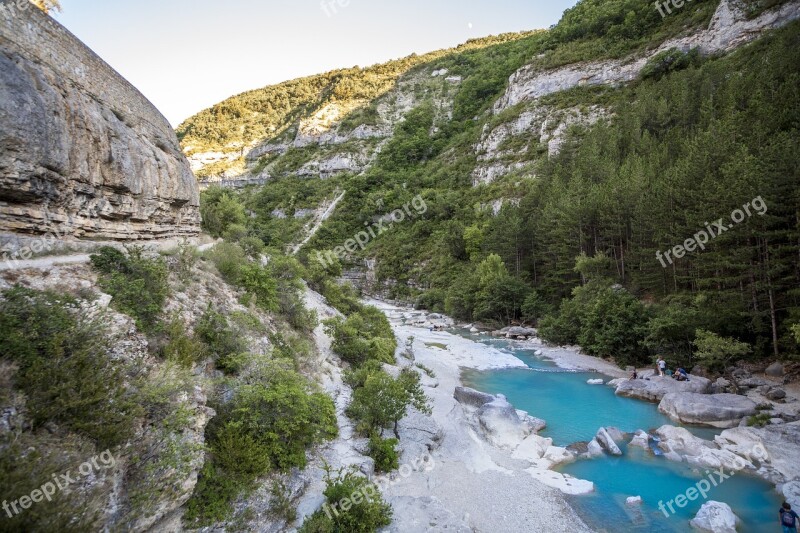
xmin=459 ymin=335 xmax=781 ymax=532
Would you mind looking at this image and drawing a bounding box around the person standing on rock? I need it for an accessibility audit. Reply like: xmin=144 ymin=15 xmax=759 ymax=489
xmin=657 ymin=357 xmax=666 ymax=377
xmin=780 ymin=502 xmax=799 ymax=532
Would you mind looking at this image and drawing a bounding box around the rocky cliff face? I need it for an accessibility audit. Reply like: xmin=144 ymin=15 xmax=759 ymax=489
xmin=0 ymin=3 xmax=200 ymax=248
xmin=470 ymin=0 xmax=800 ymax=185
xmin=494 ymin=0 xmax=800 ymax=112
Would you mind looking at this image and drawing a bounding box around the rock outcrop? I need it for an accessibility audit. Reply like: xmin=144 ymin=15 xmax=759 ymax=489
xmin=0 ymin=5 xmax=200 ymax=249
xmin=654 ymin=425 xmax=756 ymax=473
xmin=593 ymin=427 xmax=623 ymax=456
xmin=690 ymin=501 xmax=739 ymax=533
xmin=659 ymin=392 xmax=758 ymax=428
xmin=494 ymin=0 xmax=800 ymax=112
xmin=615 ymin=375 xmax=711 ymax=402
xmin=454 ymin=386 xmax=496 ymax=408
xmin=476 ymin=395 xmax=541 ymax=449
xmin=715 ymin=422 xmax=800 ymax=484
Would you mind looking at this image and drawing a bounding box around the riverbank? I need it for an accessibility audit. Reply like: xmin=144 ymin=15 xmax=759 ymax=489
xmin=367 ymin=301 xmax=800 ymax=531
xmin=367 ymin=300 xmax=593 ymax=532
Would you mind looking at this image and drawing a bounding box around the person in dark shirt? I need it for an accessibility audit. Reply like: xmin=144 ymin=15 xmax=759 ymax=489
xmin=780 ymin=502 xmax=799 ymax=532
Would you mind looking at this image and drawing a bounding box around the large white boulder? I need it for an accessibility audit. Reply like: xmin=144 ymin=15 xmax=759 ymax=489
xmin=595 ymin=427 xmax=623 ymax=456
xmin=454 ymin=386 xmax=495 ymax=409
xmin=615 ymin=376 xmax=711 ymax=402
xmin=629 ymin=430 xmax=650 ymax=449
xmin=782 ymin=481 xmax=800 ymax=509
xmin=689 ymin=501 xmax=739 ymax=533
xmin=476 ymin=396 xmax=534 ymax=448
xmin=659 ymin=392 xmax=757 ymax=428
xmin=716 ymin=422 xmax=800 ymax=484
xmin=655 ymin=426 xmax=755 ymax=472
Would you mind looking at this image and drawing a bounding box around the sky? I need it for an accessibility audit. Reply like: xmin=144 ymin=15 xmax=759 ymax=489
xmin=53 ymin=0 xmax=579 ymax=126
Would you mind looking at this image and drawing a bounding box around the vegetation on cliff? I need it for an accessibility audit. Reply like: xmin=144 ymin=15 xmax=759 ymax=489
xmin=194 ymin=1 xmax=800 ymax=373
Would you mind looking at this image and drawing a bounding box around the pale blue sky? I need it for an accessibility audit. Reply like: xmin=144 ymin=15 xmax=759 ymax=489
xmin=54 ymin=0 xmax=578 ymax=126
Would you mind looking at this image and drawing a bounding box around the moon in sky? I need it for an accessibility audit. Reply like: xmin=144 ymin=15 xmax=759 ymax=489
xmin=468 ymin=23 xmax=473 ymax=29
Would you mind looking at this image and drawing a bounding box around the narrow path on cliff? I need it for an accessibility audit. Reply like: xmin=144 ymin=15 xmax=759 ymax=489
xmin=290 ymin=190 xmax=346 ymax=256
xmin=0 ymin=253 xmax=91 ymax=271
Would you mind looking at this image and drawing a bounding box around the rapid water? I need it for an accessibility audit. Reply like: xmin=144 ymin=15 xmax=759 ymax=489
xmin=458 ymin=334 xmax=781 ymax=532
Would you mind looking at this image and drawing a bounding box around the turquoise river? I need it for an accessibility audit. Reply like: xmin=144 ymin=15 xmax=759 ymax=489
xmin=459 ymin=334 xmax=782 ymax=532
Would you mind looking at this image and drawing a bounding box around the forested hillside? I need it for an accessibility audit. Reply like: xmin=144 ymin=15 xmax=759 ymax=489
xmin=191 ymin=0 xmax=800 ymax=369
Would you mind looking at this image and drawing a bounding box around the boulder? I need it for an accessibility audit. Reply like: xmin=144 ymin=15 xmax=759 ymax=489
xmin=659 ymin=392 xmax=757 ymax=428
xmin=689 ymin=501 xmax=739 ymax=533
xmin=395 ymin=407 xmax=443 ymax=462
xmin=476 ymin=396 xmax=533 ymax=448
xmin=595 ymin=427 xmax=622 ymax=456
xmin=506 ymin=326 xmax=537 ymax=338
xmin=586 ymin=438 xmax=605 ymax=458
xmin=587 ymin=379 xmax=604 ymax=385
xmin=767 ymin=388 xmax=787 ymax=401
xmin=766 ymin=362 xmax=785 ymax=378
xmin=511 ymin=433 xmax=552 ymax=461
xmin=629 ymin=430 xmax=650 ymax=449
xmin=454 ymin=386 xmax=495 ymax=409
xmin=655 ymin=426 xmax=755 ymax=472
xmin=781 ymin=480 xmax=800 ymax=509
xmin=712 ymin=377 xmax=732 ymax=394
xmin=615 ymin=375 xmax=711 ymax=402
xmin=626 ymin=496 xmax=642 ymax=505
xmin=716 ymin=422 xmax=800 ymax=484
xmin=739 ymin=376 xmax=770 ymax=389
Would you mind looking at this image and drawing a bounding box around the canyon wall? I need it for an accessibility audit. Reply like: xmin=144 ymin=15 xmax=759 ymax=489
xmin=0 ymin=1 xmax=200 ymax=249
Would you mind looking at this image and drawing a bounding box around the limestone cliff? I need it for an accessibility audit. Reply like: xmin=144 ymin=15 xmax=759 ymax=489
xmin=0 ymin=3 xmax=200 ymax=247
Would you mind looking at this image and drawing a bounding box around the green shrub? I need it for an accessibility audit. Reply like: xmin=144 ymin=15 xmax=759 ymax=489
xmin=367 ymin=435 xmax=399 ymax=473
xmin=325 ymin=307 xmax=397 ymax=367
xmin=183 ymin=461 xmax=246 ymax=525
xmin=539 ymin=281 xmax=649 ymax=367
xmin=90 ymin=246 xmax=169 ymax=332
xmin=346 ymin=369 xmax=430 ymax=437
xmin=238 ymin=262 xmax=279 ymax=312
xmin=209 ymin=368 xmax=337 ymax=472
xmin=747 ymin=413 xmax=772 ymax=427
xmin=0 ymin=439 xmax=99 ymax=532
xmin=170 ymin=241 xmax=199 ymax=282
xmin=0 ymin=287 xmax=141 ymax=448
xmin=577 ymin=286 xmax=650 ymax=366
xmin=159 ymin=316 xmax=207 ymax=368
xmin=640 ymin=48 xmax=700 ymax=81
xmin=212 ymin=420 xmax=273 ymax=477
xmin=321 ymin=280 xmax=363 ymax=315
xmin=299 ymin=469 xmax=392 ymax=533
xmin=693 ymin=329 xmax=752 ymax=373
xmin=195 ymin=305 xmax=249 ymax=373
xmin=206 ymin=241 xmax=248 ymax=282
xmin=200 ymin=187 xmax=248 ymax=238
xmin=415 ymin=288 xmax=446 ymax=313
xmin=188 ymin=367 xmax=337 ymax=525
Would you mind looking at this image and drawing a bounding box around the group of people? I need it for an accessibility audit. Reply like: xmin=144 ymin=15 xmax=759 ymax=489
xmin=628 ymin=358 xmax=690 ymax=381
xmin=656 ymin=357 xmax=690 ymax=381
